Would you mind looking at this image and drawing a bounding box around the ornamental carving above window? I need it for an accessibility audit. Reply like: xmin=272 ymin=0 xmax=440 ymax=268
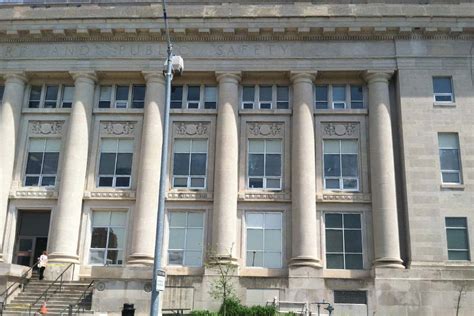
xmin=29 ymin=121 xmax=64 ymax=136
xmin=322 ymin=122 xmax=359 ymax=138
xmin=174 ymin=122 xmax=209 ymax=137
xmin=247 ymin=122 xmax=284 ymax=138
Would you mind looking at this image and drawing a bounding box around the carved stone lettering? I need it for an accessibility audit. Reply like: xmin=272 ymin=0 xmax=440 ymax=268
xmin=322 ymin=122 xmax=359 ymax=137
xmin=29 ymin=121 xmax=64 ymax=135
xmin=101 ymin=121 xmax=136 ymax=136
xmin=175 ymin=122 xmax=209 ymax=137
xmin=248 ymin=122 xmax=284 ymax=137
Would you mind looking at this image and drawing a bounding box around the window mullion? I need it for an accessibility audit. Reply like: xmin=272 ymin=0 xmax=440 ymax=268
xmin=339 ymin=141 xmax=343 ymax=190
xmin=183 ymin=213 xmax=188 ymax=265
xmin=342 ymin=215 xmax=346 ymax=269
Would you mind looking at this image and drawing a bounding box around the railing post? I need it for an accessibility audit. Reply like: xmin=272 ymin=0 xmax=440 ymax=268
xmin=68 ymin=303 xmax=73 ymax=315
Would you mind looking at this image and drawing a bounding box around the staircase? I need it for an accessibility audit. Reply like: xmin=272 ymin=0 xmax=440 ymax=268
xmin=2 ymin=271 xmax=94 ymax=315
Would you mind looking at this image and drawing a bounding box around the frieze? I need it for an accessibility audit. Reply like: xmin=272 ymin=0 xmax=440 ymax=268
xmin=174 ymin=122 xmax=209 ymax=137
xmin=13 ymin=190 xmax=58 ymax=199
xmin=239 ymin=192 xmax=291 ymax=201
xmin=101 ymin=121 xmax=136 ymax=136
xmin=322 ymin=122 xmax=359 ymax=138
xmin=85 ymin=191 xmax=136 ymax=199
xmin=247 ymin=122 xmax=284 ymax=138
xmin=317 ymin=193 xmax=371 ymax=203
xmin=167 ymin=192 xmax=213 ymax=201
xmin=29 ymin=121 xmax=64 ymax=136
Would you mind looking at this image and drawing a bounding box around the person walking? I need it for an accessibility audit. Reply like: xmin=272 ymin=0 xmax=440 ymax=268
xmin=37 ymin=251 xmax=48 ymax=280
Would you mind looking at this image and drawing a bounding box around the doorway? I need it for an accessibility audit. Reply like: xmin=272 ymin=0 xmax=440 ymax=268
xmin=14 ymin=211 xmax=50 ymax=268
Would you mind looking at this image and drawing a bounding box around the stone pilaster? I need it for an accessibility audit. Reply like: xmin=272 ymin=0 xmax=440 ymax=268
xmin=0 ymin=72 xmax=27 ymax=262
xmin=48 ymin=72 xmax=96 ymax=270
xmin=128 ymin=72 xmax=166 ymax=265
xmin=289 ymin=72 xmax=321 ymax=268
xmin=212 ymin=72 xmax=241 ymax=260
xmin=364 ymin=70 xmax=404 ymax=269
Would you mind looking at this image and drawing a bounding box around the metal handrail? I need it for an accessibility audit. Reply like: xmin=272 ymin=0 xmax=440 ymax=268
xmin=0 ymin=263 xmax=37 ymax=311
xmin=28 ymin=262 xmax=75 ymax=315
xmin=58 ymin=280 xmax=94 ymax=316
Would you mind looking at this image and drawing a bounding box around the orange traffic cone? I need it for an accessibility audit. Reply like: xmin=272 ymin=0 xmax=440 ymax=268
xmin=40 ymin=301 xmax=48 ymax=314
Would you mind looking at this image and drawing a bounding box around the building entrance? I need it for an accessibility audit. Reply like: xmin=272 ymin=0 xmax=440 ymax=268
xmin=14 ymin=211 xmax=50 ymax=268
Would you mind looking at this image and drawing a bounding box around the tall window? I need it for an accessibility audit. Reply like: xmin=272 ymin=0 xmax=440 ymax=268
xmin=89 ymin=211 xmax=126 ymax=265
xmin=25 ymin=138 xmax=60 ymax=187
xmin=433 ymin=77 xmax=454 ymax=103
xmin=170 ymin=85 xmax=217 ymax=110
xmin=168 ymin=212 xmax=204 ymax=267
xmin=246 ymin=212 xmax=282 ymax=268
xmin=315 ymin=84 xmax=365 ymax=110
xmin=438 ymin=133 xmax=462 ymax=184
xmin=241 ymin=85 xmax=289 ymax=110
xmin=445 ymin=217 xmax=470 ymax=261
xmin=323 ymin=139 xmax=359 ymax=191
xmin=97 ymin=84 xmax=145 ymax=109
xmin=98 ymin=139 xmax=133 ymax=188
xmin=28 ymin=84 xmax=74 ymax=109
xmin=325 ymin=213 xmax=363 ymax=269
xmin=204 ymin=86 xmax=217 ymax=109
xmin=248 ymin=139 xmax=282 ymax=190
xmin=172 ymin=139 xmax=207 ymax=189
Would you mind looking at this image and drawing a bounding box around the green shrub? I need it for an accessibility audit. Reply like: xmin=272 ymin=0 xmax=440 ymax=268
xmin=219 ymin=297 xmax=277 ymax=316
xmin=190 ymin=310 xmax=218 ymax=316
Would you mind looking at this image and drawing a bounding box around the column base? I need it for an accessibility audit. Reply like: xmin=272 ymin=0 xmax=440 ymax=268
xmin=47 ymin=252 xmax=79 ymax=264
xmin=208 ymin=254 xmax=238 ymax=266
xmin=373 ymin=257 xmax=405 ymax=269
xmin=127 ymin=253 xmax=154 ymax=266
xmin=289 ymin=256 xmax=322 ymax=268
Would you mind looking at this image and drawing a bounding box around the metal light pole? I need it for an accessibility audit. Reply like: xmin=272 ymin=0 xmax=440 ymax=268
xmin=150 ymin=0 xmax=180 ymax=315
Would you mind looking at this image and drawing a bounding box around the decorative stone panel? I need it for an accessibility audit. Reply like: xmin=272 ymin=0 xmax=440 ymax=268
xmin=100 ymin=121 xmax=136 ymax=137
xmin=28 ymin=121 xmax=64 ymax=136
xmin=84 ymin=191 xmax=136 ymax=200
xmin=316 ymin=193 xmax=371 ymax=203
xmin=174 ymin=122 xmax=209 ymax=138
xmin=167 ymin=192 xmax=213 ymax=201
xmin=247 ymin=122 xmax=284 ymax=138
xmin=321 ymin=122 xmax=359 ymax=138
xmin=12 ymin=190 xmax=58 ymax=199
xmin=239 ymin=192 xmax=291 ymax=202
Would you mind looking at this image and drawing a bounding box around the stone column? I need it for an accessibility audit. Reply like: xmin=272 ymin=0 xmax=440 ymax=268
xmin=364 ymin=71 xmax=404 ymax=268
xmin=289 ymin=72 xmax=321 ymax=268
xmin=48 ymin=72 xmax=96 ymax=269
xmin=0 ymin=73 xmax=27 ymax=261
xmin=128 ymin=72 xmax=166 ymax=265
xmin=212 ymin=72 xmax=241 ymax=260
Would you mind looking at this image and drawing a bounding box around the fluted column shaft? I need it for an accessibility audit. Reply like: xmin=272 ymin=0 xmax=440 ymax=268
xmin=48 ymin=72 xmax=96 ymax=263
xmin=212 ymin=72 xmax=241 ymax=259
xmin=290 ymin=72 xmax=320 ymax=268
xmin=0 ymin=73 xmax=27 ymax=261
xmin=365 ymin=71 xmax=404 ymax=268
xmin=128 ymin=72 xmax=166 ymax=265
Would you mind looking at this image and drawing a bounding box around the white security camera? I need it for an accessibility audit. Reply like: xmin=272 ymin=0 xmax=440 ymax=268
xmin=164 ymin=55 xmax=184 ymax=75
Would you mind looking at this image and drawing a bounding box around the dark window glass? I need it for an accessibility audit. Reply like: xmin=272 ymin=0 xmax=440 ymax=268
xmin=433 ymin=77 xmax=452 ymax=94
xmin=446 ymin=217 xmax=470 ymax=261
xmin=344 ymin=214 xmax=361 ymax=229
xmin=315 ymin=85 xmax=328 ymax=109
xmin=44 ymin=85 xmax=59 ymax=108
xmin=325 ymin=214 xmax=342 ymax=228
xmin=25 ymin=153 xmax=43 ymax=174
xmin=41 ymin=176 xmax=56 ymax=186
xmin=0 ymin=86 xmax=4 ymax=100
xmin=25 ymin=176 xmax=39 ymax=186
xmin=248 ymin=154 xmax=264 ymax=177
xmin=190 ymin=153 xmax=207 ymax=176
xmin=42 ymin=152 xmax=59 ymax=174
xmin=243 ymin=86 xmax=255 ymax=102
xmin=91 ymin=227 xmax=108 ymax=248
xmin=173 ymin=153 xmax=190 ymax=176
xmin=187 ymin=86 xmax=200 ymax=101
xmin=334 ymin=291 xmax=367 ymax=304
xmin=342 ymin=154 xmax=358 ymax=177
xmin=276 ymin=86 xmax=289 ymax=109
xmin=265 ymin=154 xmax=281 ymax=177
xmin=350 ymin=85 xmax=364 ymax=109
xmin=29 ymin=86 xmax=42 ymax=108
xmin=259 ymin=86 xmax=272 ymax=101
xmin=132 ymin=85 xmax=145 ymax=108
xmin=98 ymin=177 xmax=113 ymax=187
xmin=324 ymin=154 xmax=340 ymax=177
xmin=115 ymin=86 xmax=129 ymax=101
xmin=115 ymin=177 xmax=130 ymax=187
xmin=115 ymin=153 xmax=132 ymax=175
xmin=99 ymin=153 xmax=116 ymax=175
xmin=171 ymin=86 xmax=183 ymax=108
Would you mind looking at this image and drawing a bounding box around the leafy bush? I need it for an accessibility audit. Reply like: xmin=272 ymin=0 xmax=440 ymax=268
xmin=190 ymin=310 xmax=218 ymax=316
xmin=218 ymin=298 xmax=277 ymax=316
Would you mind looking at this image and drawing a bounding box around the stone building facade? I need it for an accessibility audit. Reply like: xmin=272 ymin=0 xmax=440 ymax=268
xmin=0 ymin=1 xmax=473 ymax=315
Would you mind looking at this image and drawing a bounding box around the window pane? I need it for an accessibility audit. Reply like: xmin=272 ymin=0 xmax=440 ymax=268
xmin=265 ymin=213 xmax=282 ymax=229
xmin=99 ymin=153 xmax=116 ymax=175
xmin=187 ymin=86 xmax=200 ymax=101
xmin=247 ymin=251 xmax=263 ymax=267
xmin=184 ymin=251 xmax=202 ymax=266
xmin=116 ymin=86 xmax=129 ymax=100
xmin=264 ymin=230 xmax=281 ymax=252
xmin=249 ymin=154 xmax=264 ymax=176
xmin=344 ymin=214 xmax=361 ymax=229
xmin=259 ymin=86 xmax=272 ymax=101
xmin=446 ymin=217 xmax=467 ymax=228
xmin=169 ymin=212 xmax=187 ymax=227
xmin=29 ymin=86 xmax=42 ymax=108
xmin=447 ymin=229 xmax=469 ymax=250
xmin=93 ymin=212 xmax=110 ymax=226
xmin=45 ymin=85 xmax=59 ymax=102
xmin=326 ymin=230 xmax=343 ymax=252
xmin=277 ymin=86 xmax=289 ymax=101
xmin=100 ymin=86 xmax=112 ymax=101
xmin=350 ymin=85 xmax=363 ymax=109
xmin=187 ymin=213 xmax=204 ymax=228
xmin=111 ymin=212 xmax=127 ymax=226
xmin=175 ymin=139 xmax=191 ymax=153
xmin=91 ymin=227 xmax=108 ymax=248
xmin=448 ymin=251 xmax=469 ymax=261
xmin=29 ymin=138 xmax=45 ymax=152
xmin=243 ymin=86 xmax=255 ymax=102
xmin=247 ymin=229 xmax=263 ymax=251
xmin=108 ymin=227 xmax=125 ymax=248
xmin=343 ymin=179 xmax=358 ymax=190
xmin=345 ymin=254 xmax=363 ymax=269
xmin=101 ymin=139 xmax=117 ymax=153
xmin=341 ymin=140 xmax=358 ymax=154
xmin=25 ymin=176 xmax=39 ymax=186
xmin=333 ymin=85 xmax=346 ymax=101
xmin=115 ymin=177 xmax=130 ymax=187
xmin=442 ymin=172 xmax=460 ymax=183
xmin=98 ymin=177 xmax=113 ymax=187
xmin=249 ymin=178 xmax=263 ymax=188
xmin=118 ymin=140 xmax=133 ymax=153
xmin=89 ymin=250 xmax=105 ymax=265
xmin=186 ymin=228 xmax=203 ymax=250
xmin=132 ymin=85 xmax=145 ymax=101
xmin=45 ymin=139 xmax=61 ymax=152
xmin=326 ymin=214 xmax=342 ymax=228
xmin=173 ymin=153 xmax=190 ymax=176
xmin=42 ymin=153 xmax=59 ymax=174
xmin=324 ymin=140 xmax=340 ymax=154
xmin=265 ymin=154 xmax=281 ymax=177
xmin=327 ymin=254 xmax=344 ymax=269
xmin=26 ymin=153 xmax=43 ymax=174
xmin=106 ymin=250 xmax=123 ymax=265
xmin=266 ymin=179 xmax=281 ymax=189
xmin=41 ymin=176 xmax=56 ymax=186
xmin=324 ymin=154 xmax=340 ymax=177
xmin=264 ymin=252 xmax=282 ymax=268
xmin=440 ymin=149 xmax=460 ymax=170
xmin=190 ymin=177 xmax=205 ymax=188
xmin=438 ymin=133 xmax=458 ymax=148
xmin=433 ymin=77 xmax=452 ymax=94
xmin=247 ymin=213 xmax=264 ymax=228
xmin=171 ymin=86 xmax=183 ymax=108
xmin=190 ymin=153 xmax=206 ymax=176
xmin=249 ymin=140 xmax=265 ymax=153
xmin=173 ymin=177 xmax=188 ymax=187
xmin=316 ymin=85 xmax=328 ymax=101
xmin=342 ymin=154 xmax=358 ymax=177
xmin=344 ymin=230 xmax=362 ymax=253
xmin=169 ymin=228 xmax=186 ymax=249
xmin=62 ymin=86 xmax=74 ymax=106
xmin=205 ymin=86 xmax=217 ymax=102
xmin=192 ymin=139 xmax=207 ymax=152
xmin=168 ymin=250 xmax=184 ymax=265
xmin=266 ymin=139 xmax=282 ymax=153
xmin=116 ymin=153 xmax=132 ymax=175
xmin=325 ymin=179 xmax=340 ymax=189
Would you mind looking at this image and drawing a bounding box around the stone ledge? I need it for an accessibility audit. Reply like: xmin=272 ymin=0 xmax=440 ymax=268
xmin=316 ymin=192 xmax=371 ymax=203
xmin=239 ymin=191 xmax=291 ymax=202
xmin=167 ymin=191 xmax=213 ymax=201
xmin=84 ymin=190 xmax=136 ymax=200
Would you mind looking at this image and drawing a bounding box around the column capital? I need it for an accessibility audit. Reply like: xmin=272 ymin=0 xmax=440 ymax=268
xmin=2 ymin=72 xmax=27 ymax=84
xmin=142 ymin=71 xmax=165 ymax=85
xmin=69 ymin=71 xmax=97 ymax=84
xmin=215 ymin=71 xmax=241 ymax=84
xmin=290 ymin=71 xmax=317 ymax=84
xmin=363 ymin=70 xmax=394 ymax=84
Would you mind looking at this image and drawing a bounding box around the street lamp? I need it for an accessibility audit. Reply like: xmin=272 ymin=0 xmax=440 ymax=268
xmin=150 ymin=0 xmax=183 ymax=315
